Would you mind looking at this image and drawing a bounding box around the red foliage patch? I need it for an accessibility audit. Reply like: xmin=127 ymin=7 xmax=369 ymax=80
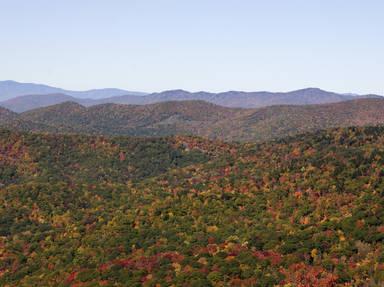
xmin=107 ymin=252 xmax=184 ymax=273
xmin=253 ymin=250 xmax=282 ymax=265
xmin=280 ymin=263 xmax=338 ymax=287
xmin=65 ymin=271 xmax=78 ymax=285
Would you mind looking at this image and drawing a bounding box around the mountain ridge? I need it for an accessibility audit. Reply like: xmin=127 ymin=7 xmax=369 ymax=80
xmin=1 ymin=97 xmax=383 ymax=142
xmin=0 ymin=80 xmax=147 ymax=101
xmin=1 ymin=81 xmax=382 ymax=112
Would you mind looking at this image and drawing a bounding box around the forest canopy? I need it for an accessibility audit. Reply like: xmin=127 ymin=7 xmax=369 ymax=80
xmin=0 ymin=126 xmax=384 ymax=286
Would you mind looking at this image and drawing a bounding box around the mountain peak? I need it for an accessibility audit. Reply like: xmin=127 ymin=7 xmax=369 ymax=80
xmin=291 ymin=87 xmax=329 ymax=93
xmin=50 ymin=101 xmax=85 ymax=109
xmin=1 ymin=80 xmax=18 ymax=84
xmin=160 ymin=89 xmax=191 ymax=94
xmin=22 ymin=101 xmax=85 ymax=115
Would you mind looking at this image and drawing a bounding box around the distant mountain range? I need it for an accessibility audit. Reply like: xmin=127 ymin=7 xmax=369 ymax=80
xmin=0 ymin=80 xmax=381 ymax=112
xmin=0 ymin=80 xmax=147 ymax=101
xmin=2 ymin=98 xmax=384 ymax=142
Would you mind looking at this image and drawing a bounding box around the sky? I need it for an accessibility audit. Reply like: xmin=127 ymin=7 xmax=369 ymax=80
xmin=0 ymin=0 xmax=383 ymax=94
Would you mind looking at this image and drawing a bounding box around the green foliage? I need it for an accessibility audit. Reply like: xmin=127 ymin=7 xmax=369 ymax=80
xmin=0 ymin=126 xmax=384 ymax=286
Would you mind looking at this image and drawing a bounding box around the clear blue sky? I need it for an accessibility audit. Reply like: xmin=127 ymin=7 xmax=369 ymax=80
xmin=1 ymin=0 xmax=383 ymax=94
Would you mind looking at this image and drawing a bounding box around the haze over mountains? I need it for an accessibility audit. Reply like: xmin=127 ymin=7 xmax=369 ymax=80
xmin=0 ymin=80 xmax=381 ymax=112
xmin=0 ymin=80 xmax=147 ymax=101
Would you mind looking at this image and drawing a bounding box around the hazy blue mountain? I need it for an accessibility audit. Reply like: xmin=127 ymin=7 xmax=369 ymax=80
xmin=92 ymin=88 xmax=382 ymax=108
xmin=0 ymin=81 xmax=382 ymax=112
xmin=0 ymin=93 xmax=103 ymax=113
xmin=0 ymin=94 xmax=77 ymax=113
xmin=0 ymin=80 xmax=147 ymax=101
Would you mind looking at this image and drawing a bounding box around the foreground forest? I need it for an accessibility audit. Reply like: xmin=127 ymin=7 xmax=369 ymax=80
xmin=1 ymin=126 xmax=384 ymax=286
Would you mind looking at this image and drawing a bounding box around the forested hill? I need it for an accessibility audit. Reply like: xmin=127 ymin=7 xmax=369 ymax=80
xmin=19 ymin=100 xmax=243 ymax=137
xmin=0 ymin=106 xmax=49 ymax=131
xmin=1 ymin=126 xmax=384 ymax=286
xmin=0 ymin=129 xmax=232 ymax=186
xmin=1 ymin=98 xmax=384 ymax=142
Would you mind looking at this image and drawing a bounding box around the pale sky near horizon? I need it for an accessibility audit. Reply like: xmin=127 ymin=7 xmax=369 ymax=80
xmin=0 ymin=0 xmax=383 ymax=94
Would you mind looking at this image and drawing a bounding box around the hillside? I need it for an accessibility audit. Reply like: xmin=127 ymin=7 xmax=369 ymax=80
xmin=238 ymin=98 xmax=384 ymax=141
xmin=0 ymin=130 xmax=228 ymax=187
xmin=1 ymin=126 xmax=383 ymax=286
xmin=19 ymin=101 xmax=246 ymax=137
xmin=0 ymin=106 xmax=50 ymax=131
xmin=0 ymin=106 xmax=18 ymax=123
xmin=6 ymin=98 xmax=384 ymax=142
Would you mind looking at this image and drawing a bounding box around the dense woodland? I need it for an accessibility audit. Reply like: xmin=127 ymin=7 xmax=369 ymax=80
xmin=1 ymin=125 xmax=384 ymax=286
xmin=2 ymin=98 xmax=384 ymax=142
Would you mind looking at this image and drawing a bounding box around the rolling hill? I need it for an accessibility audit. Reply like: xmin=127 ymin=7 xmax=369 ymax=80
xmin=0 ymin=106 xmax=50 ymax=131
xmin=237 ymin=98 xmax=384 ymax=141
xmin=19 ymin=101 xmax=245 ymax=137
xmin=0 ymin=106 xmax=18 ymax=123
xmin=3 ymin=98 xmax=382 ymax=142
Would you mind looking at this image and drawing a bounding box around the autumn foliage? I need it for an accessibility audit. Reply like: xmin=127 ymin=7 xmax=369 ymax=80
xmin=0 ymin=126 xmax=384 ymax=286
